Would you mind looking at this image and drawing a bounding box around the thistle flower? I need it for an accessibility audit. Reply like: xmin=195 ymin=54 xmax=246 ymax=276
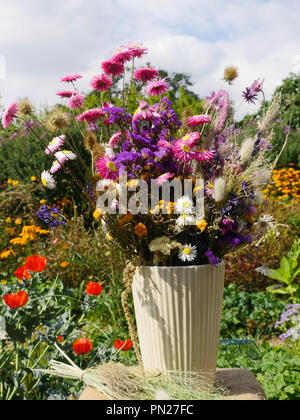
xmin=134 ymin=68 xmax=159 ymax=83
xmin=2 ymin=102 xmax=18 ymax=128
xmin=45 ymin=109 xmax=69 ymax=132
xmin=145 ymin=78 xmax=169 ymax=96
xmin=45 ymin=135 xmax=65 ymax=155
xmin=41 ymin=170 xmax=56 ymax=189
xmin=18 ymin=98 xmax=33 ymax=118
xmin=223 ymin=66 xmax=239 ymax=84
xmin=213 ymin=177 xmax=227 ymax=203
xmin=242 ymin=78 xmax=264 ymax=104
xmin=60 ymin=73 xmax=83 ymax=83
xmin=90 ymin=74 xmax=113 ymax=92
xmin=178 ymin=244 xmax=197 ymax=263
xmin=84 ymin=132 xmax=98 ymax=152
xmin=239 ymin=138 xmax=256 ymax=164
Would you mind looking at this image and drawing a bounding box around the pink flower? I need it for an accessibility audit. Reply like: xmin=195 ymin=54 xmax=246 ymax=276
xmin=180 ymin=132 xmax=200 ymax=146
xmin=173 ymin=138 xmax=196 ymax=162
xmin=134 ymin=68 xmax=159 ymax=83
xmin=101 ymin=60 xmax=124 ymax=76
xmin=66 ymin=94 xmax=86 ymax=110
xmin=126 ymin=43 xmax=148 ymax=59
xmin=2 ymin=103 xmax=18 ymax=129
xmin=157 ymin=139 xmax=172 ymax=149
xmin=194 ymin=150 xmax=216 ymax=162
xmin=96 ymin=157 xmax=119 ymax=181
xmin=45 ymin=135 xmax=66 ymax=155
xmin=133 ymin=100 xmax=161 ymax=122
xmin=56 ymin=90 xmax=75 ymax=98
xmin=60 ymin=73 xmax=83 ymax=83
xmin=112 ymin=47 xmax=133 ymax=63
xmin=145 ymin=78 xmax=169 ymax=96
xmin=77 ymin=109 xmax=105 ymax=123
xmin=155 ymin=173 xmax=175 ymax=185
xmin=90 ymin=74 xmax=113 ymax=92
xmin=186 ymin=115 xmax=212 ymax=127
xmin=50 ymin=160 xmax=63 ymax=174
xmin=109 ymin=132 xmax=122 ymax=148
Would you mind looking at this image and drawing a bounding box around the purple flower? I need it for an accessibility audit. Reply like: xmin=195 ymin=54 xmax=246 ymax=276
xmin=242 ymin=78 xmax=264 ymax=104
xmin=205 ymin=250 xmax=221 ymax=267
xmin=37 ymin=205 xmax=67 ymax=228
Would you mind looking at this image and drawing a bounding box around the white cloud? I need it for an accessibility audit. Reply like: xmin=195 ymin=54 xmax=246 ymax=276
xmin=0 ymin=0 xmax=299 ymax=119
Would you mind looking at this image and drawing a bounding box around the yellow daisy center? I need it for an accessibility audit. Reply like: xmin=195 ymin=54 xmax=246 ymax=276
xmin=107 ymin=162 xmax=117 ymax=172
xmin=182 ymin=145 xmax=190 ymax=153
xmin=183 ymin=248 xmax=191 ymax=255
xmin=182 ymin=134 xmax=191 ymax=142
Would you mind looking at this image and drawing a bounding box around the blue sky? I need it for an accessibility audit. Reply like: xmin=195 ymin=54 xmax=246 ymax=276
xmin=0 ymin=0 xmax=299 ymax=118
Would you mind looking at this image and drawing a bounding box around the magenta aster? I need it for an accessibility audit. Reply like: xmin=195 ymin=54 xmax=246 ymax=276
xmin=45 ymin=135 xmax=65 ymax=155
xmin=90 ymin=74 xmax=113 ymax=92
xmin=101 ymin=59 xmax=124 ymax=76
xmin=60 ymin=73 xmax=83 ymax=83
xmin=2 ymin=102 xmax=18 ymax=129
xmin=145 ymin=78 xmax=169 ymax=96
xmin=66 ymin=93 xmax=86 ymax=110
xmin=109 ymin=132 xmax=123 ymax=148
xmin=181 ymin=132 xmax=200 ymax=146
xmin=195 ymin=150 xmax=216 ymax=162
xmin=133 ymin=100 xmax=160 ymax=122
xmin=186 ymin=115 xmax=212 ymax=127
xmin=112 ymin=47 xmax=133 ymax=63
xmin=126 ymin=43 xmax=148 ymax=59
xmin=134 ymin=68 xmax=159 ymax=83
xmin=96 ymin=157 xmax=119 ymax=181
xmin=155 ymin=173 xmax=175 ymax=185
xmin=173 ymin=139 xmax=196 ymax=162
xmin=77 ymin=109 xmax=105 ymax=123
xmin=56 ymin=90 xmax=75 ymax=98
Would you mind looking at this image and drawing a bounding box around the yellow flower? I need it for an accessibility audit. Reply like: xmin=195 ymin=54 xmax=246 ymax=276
xmin=0 ymin=249 xmax=16 ymax=259
xmin=1 ymin=280 xmax=7 ymax=285
xmin=12 ymin=180 xmax=19 ymax=186
xmin=106 ymin=234 xmax=113 ymax=242
xmin=31 ymin=176 xmax=37 ymax=182
xmin=10 ymin=237 xmax=28 ymax=246
xmin=40 ymin=199 xmax=47 ymax=204
xmin=60 ymin=261 xmax=69 ymax=268
xmin=7 ymin=179 xmax=12 ymax=184
xmin=5 ymin=217 xmax=12 ymax=224
xmin=134 ymin=223 xmax=148 ymax=238
xmin=14 ymin=218 xmax=22 ymax=225
xmin=93 ymin=209 xmax=104 ymax=220
xmin=196 ymin=220 xmax=208 ymax=232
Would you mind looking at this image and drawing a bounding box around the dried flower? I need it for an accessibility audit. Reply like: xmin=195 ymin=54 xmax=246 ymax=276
xmin=18 ymin=98 xmax=33 ymax=118
xmin=223 ymin=66 xmax=239 ymax=84
xmin=213 ymin=177 xmax=227 ymax=203
xmin=45 ymin=109 xmax=69 ymax=132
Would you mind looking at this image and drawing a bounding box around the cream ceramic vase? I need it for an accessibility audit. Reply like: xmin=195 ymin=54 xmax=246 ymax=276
xmin=132 ymin=263 xmax=225 ymax=384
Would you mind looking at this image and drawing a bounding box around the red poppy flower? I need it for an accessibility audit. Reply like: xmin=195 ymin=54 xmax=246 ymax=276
xmin=85 ymin=281 xmax=103 ymax=296
xmin=24 ymin=255 xmax=47 ymax=272
xmin=3 ymin=291 xmax=29 ymax=309
xmin=57 ymin=336 xmax=63 ymax=343
xmin=114 ymin=339 xmax=133 ymax=351
xmin=14 ymin=265 xmax=31 ymax=281
xmin=73 ymin=338 xmax=93 ymax=355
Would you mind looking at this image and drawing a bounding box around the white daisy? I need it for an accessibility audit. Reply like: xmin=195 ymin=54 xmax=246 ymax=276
xmin=179 ymin=244 xmax=197 ymax=263
xmin=41 ymin=170 xmax=56 ymax=190
xmin=175 ymin=196 xmax=195 ymax=215
xmin=257 ymin=214 xmax=276 ymax=230
xmin=255 ymin=265 xmax=271 ymax=276
xmin=176 ymin=214 xmax=196 ymax=230
xmin=55 ymin=150 xmax=77 ymax=164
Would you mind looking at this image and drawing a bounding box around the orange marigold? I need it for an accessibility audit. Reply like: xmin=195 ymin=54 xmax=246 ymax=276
xmin=134 ymin=223 xmax=148 ymax=238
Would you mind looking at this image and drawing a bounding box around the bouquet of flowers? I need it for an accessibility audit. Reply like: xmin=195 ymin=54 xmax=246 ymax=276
xmin=1 ymin=43 xmax=283 ymax=268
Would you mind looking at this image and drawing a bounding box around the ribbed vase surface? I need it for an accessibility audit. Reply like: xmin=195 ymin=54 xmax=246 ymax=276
xmin=132 ymin=263 xmax=225 ymax=382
